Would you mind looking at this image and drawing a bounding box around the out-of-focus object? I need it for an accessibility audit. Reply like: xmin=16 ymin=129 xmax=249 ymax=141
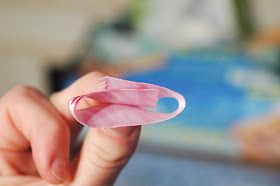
xmin=248 ymin=26 xmax=280 ymax=73
xmin=251 ymin=26 xmax=280 ymax=47
xmin=232 ymin=0 xmax=254 ymax=38
xmin=116 ymin=152 xmax=280 ymax=186
xmin=250 ymin=0 xmax=280 ymax=33
xmin=82 ymin=0 xmax=237 ymax=66
xmin=122 ymin=46 xmax=280 ymax=163
xmin=236 ymin=25 xmax=280 ymax=165
xmin=137 ymin=0 xmax=236 ymax=47
xmin=0 ymin=0 xmax=131 ymax=60
xmin=0 ymin=0 xmax=131 ymax=95
xmin=234 ymin=110 xmax=280 ymax=165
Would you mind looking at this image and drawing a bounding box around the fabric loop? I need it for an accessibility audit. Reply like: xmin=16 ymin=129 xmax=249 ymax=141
xmin=68 ymin=76 xmax=186 ymax=128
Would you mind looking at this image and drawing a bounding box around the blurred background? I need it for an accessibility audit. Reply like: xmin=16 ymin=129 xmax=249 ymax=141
xmin=1 ymin=0 xmax=280 ymax=185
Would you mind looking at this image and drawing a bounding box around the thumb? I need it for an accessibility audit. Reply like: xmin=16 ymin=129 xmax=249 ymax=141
xmin=71 ymin=126 xmax=141 ymax=186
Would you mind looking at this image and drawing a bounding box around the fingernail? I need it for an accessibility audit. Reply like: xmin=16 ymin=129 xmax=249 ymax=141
xmin=105 ymin=126 xmax=137 ymax=137
xmin=51 ymin=156 xmax=67 ymax=182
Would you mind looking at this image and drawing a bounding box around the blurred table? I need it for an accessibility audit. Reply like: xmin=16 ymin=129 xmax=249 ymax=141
xmin=116 ymin=151 xmax=280 ymax=186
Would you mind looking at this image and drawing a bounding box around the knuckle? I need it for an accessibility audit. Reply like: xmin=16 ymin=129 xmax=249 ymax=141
xmin=7 ymin=85 xmax=44 ymax=103
xmin=0 ymin=85 xmax=46 ymax=114
xmin=85 ymin=133 xmax=135 ymax=170
xmin=88 ymin=71 xmax=106 ymax=79
xmin=9 ymin=85 xmax=40 ymax=99
xmin=86 ymin=146 xmax=129 ymax=171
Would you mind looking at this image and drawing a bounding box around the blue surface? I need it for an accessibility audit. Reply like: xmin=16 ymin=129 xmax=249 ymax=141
xmin=116 ymin=152 xmax=280 ymax=186
xmin=123 ymin=52 xmax=276 ymax=130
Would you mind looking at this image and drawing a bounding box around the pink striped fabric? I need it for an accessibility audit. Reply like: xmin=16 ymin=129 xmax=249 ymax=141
xmin=69 ymin=76 xmax=186 ymax=128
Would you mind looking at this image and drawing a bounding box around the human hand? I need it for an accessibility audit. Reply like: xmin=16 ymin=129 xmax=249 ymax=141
xmin=0 ymin=72 xmax=141 ymax=186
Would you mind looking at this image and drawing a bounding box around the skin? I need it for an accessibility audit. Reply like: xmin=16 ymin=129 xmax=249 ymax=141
xmin=0 ymin=72 xmax=141 ymax=186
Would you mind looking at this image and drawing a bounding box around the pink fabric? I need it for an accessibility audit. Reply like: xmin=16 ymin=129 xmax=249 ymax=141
xmin=69 ymin=76 xmax=186 ymax=128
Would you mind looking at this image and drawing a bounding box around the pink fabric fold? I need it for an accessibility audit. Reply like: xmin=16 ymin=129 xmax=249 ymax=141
xmin=68 ymin=76 xmax=186 ymax=128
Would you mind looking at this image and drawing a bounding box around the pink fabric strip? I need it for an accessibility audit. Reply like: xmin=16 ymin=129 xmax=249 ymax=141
xmin=68 ymin=76 xmax=186 ymax=128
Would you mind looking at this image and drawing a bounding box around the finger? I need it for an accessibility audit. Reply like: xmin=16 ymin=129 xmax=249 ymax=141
xmin=0 ymin=151 xmax=37 ymax=176
xmin=0 ymin=176 xmax=43 ymax=186
xmin=50 ymin=71 xmax=106 ymax=124
xmin=0 ymin=86 xmax=70 ymax=184
xmin=50 ymin=72 xmax=105 ymax=146
xmin=70 ymin=126 xmax=141 ymax=186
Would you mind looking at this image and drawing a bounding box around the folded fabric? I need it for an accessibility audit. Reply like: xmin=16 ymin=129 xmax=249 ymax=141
xmin=69 ymin=76 xmax=186 ymax=128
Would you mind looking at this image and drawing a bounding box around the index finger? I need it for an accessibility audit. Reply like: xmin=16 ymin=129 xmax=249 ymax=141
xmin=50 ymin=71 xmax=105 ymax=125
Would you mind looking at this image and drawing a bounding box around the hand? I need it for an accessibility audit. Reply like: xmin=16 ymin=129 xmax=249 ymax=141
xmin=0 ymin=72 xmax=141 ymax=186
